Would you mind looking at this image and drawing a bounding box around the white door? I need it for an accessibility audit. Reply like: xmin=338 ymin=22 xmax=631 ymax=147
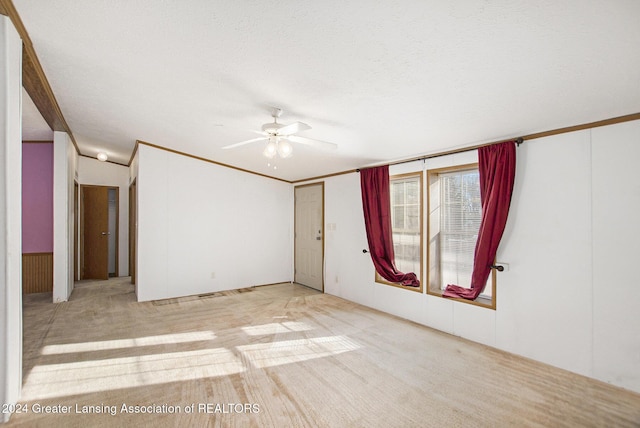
xmin=295 ymin=184 xmax=323 ymax=291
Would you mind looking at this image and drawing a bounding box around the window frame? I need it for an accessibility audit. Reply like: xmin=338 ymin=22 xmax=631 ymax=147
xmin=426 ymin=163 xmax=496 ymax=309
xmin=374 ymin=171 xmax=424 ymax=293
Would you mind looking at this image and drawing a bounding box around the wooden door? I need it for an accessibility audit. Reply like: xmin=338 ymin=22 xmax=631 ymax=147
xmin=295 ymin=183 xmax=324 ymax=291
xmin=82 ymin=186 xmax=109 ymax=279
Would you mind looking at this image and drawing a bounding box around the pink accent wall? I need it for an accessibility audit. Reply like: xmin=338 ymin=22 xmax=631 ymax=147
xmin=22 ymin=142 xmax=54 ymax=253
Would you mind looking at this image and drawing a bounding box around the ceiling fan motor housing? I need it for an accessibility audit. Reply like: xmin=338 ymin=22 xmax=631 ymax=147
xmin=262 ymin=122 xmax=284 ymax=134
xmin=262 ymin=107 xmax=284 ymax=134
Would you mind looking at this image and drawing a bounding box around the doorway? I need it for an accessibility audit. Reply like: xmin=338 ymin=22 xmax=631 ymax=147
xmin=80 ymin=185 xmax=118 ymax=280
xmin=294 ymin=183 xmax=324 ymax=291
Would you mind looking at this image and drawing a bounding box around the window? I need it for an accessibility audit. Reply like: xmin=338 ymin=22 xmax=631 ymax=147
xmin=427 ymin=164 xmax=495 ymax=307
xmin=375 ymin=172 xmax=423 ymax=292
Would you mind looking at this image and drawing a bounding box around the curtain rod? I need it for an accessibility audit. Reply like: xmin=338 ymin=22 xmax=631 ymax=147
xmin=356 ymin=137 xmax=523 ymax=172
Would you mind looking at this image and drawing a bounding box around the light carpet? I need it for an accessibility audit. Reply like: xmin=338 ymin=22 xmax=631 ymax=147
xmin=8 ymin=278 xmax=640 ymax=427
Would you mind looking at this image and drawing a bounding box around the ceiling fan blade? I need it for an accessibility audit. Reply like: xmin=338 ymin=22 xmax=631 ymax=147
xmin=222 ymin=137 xmax=268 ymax=149
xmin=277 ymin=121 xmax=311 ymax=136
xmin=288 ymin=135 xmax=338 ymax=151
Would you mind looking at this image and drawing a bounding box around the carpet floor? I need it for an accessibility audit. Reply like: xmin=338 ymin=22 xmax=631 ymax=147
xmin=7 ymin=278 xmax=640 ymax=427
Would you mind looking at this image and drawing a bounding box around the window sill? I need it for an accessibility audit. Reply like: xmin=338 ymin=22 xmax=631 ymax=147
xmin=426 ymin=289 xmax=495 ymax=310
xmin=375 ymin=276 xmax=423 ymax=293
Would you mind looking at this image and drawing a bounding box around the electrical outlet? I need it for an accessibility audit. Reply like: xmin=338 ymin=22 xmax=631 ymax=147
xmin=335 ymin=275 xmax=339 ymax=283
xmin=210 ymin=272 xmax=216 ymax=279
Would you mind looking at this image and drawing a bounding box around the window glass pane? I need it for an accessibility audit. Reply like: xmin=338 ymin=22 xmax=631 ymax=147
xmin=394 ymin=232 xmax=420 ymax=277
xmin=392 ymin=182 xmax=405 ymax=204
xmin=406 ymin=205 xmax=419 ymax=230
xmin=393 ymin=206 xmax=405 ymax=229
xmin=428 ymin=165 xmax=493 ymax=303
xmin=439 ymin=170 xmax=481 ymax=290
xmin=385 ymin=174 xmax=422 ymax=284
xmin=406 ymin=180 xmax=419 ymax=204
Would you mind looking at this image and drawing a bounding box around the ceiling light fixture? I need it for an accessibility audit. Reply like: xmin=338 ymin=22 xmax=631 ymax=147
xmin=263 ymin=137 xmax=278 ymax=159
xmin=263 ymin=136 xmax=292 ymax=159
xmin=97 ymin=152 xmax=108 ymax=162
xmin=277 ymin=139 xmax=293 ymax=158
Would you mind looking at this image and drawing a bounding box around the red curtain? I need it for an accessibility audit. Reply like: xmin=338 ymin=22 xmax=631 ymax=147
xmin=360 ymin=165 xmax=420 ymax=287
xmin=443 ymin=141 xmax=516 ymax=300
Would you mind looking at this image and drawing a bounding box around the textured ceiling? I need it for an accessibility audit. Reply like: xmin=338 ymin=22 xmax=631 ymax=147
xmin=13 ymin=1 xmax=640 ymax=181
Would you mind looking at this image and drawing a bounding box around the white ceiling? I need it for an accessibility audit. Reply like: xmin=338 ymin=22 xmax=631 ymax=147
xmin=14 ymin=1 xmax=640 ymax=181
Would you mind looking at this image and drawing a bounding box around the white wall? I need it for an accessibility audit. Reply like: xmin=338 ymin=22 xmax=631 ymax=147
xmin=136 ymin=144 xmax=293 ymax=301
xmin=0 ymin=15 xmax=23 ymax=422
xmin=53 ymin=131 xmax=77 ymax=302
xmin=78 ymin=156 xmax=130 ymax=276
xmin=310 ymin=119 xmax=640 ymax=393
xmin=591 ymin=121 xmax=640 ymax=391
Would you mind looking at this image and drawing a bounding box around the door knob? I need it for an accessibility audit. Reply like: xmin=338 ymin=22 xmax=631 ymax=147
xmin=101 ymin=232 xmax=109 ymax=235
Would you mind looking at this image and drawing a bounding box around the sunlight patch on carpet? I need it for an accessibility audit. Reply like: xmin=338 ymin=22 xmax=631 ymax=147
xmin=41 ymin=331 xmax=217 ymax=355
xmin=22 ymin=347 xmax=243 ymax=400
xmin=237 ymin=335 xmax=361 ymax=368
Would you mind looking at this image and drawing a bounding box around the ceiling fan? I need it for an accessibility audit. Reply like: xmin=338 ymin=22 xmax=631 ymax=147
xmin=222 ymin=108 xmax=337 ymax=159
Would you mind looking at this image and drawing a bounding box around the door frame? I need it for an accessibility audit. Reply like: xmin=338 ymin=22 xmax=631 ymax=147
xmin=74 ymin=181 xmax=79 ymax=281
xmin=109 ymin=188 xmax=120 ymax=277
xmin=129 ymin=179 xmax=137 ymax=285
xmin=294 ymin=182 xmax=325 ymax=291
xmin=80 ymin=184 xmax=119 ymax=280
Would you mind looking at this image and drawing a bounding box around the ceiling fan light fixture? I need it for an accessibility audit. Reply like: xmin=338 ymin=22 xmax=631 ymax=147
xmin=263 ymin=139 xmax=278 ymax=158
xmin=277 ymin=139 xmax=293 ymax=158
xmin=222 ymin=108 xmax=336 ymax=161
